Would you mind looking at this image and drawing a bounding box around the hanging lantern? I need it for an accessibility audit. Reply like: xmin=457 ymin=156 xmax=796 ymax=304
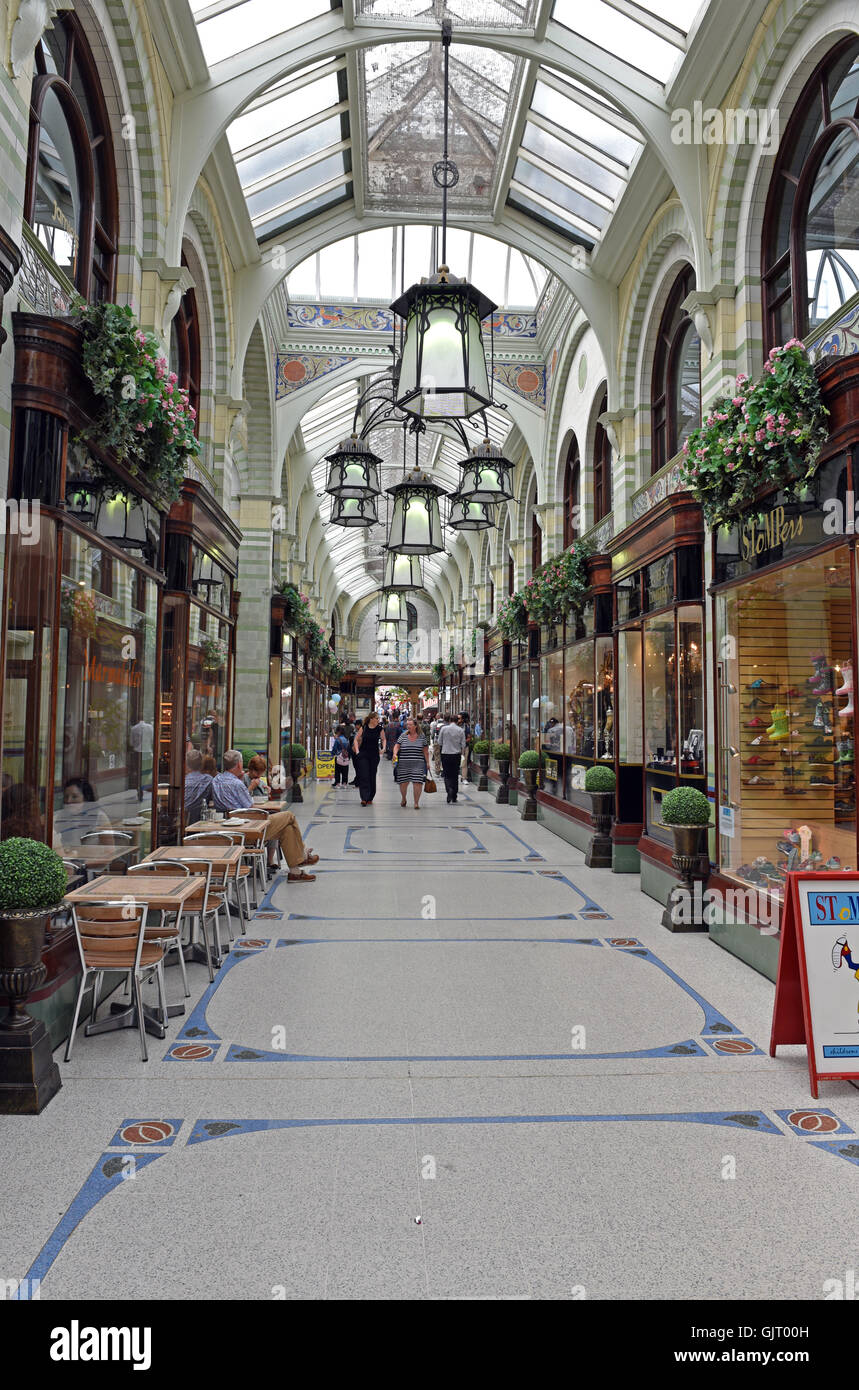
xmin=379 ymin=589 xmax=405 ymax=622
xmin=329 ymin=494 xmax=379 ymax=528
xmin=391 ymin=269 xmax=496 ymax=422
xmin=382 ymin=551 xmax=423 ymax=591
xmin=457 ymin=438 xmax=515 ymax=504
xmin=324 ymin=435 xmax=382 ymax=500
xmin=386 ymin=468 xmax=446 ymax=555
xmin=377 ymin=619 xmax=402 ymax=644
xmin=448 ymin=491 xmax=494 ymax=531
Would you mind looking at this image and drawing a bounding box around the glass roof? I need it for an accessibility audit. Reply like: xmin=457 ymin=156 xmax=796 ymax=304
xmin=551 ymin=0 xmax=701 ymax=84
xmin=287 ymin=226 xmax=547 ymax=307
xmin=360 ymin=36 xmax=524 ymax=216
xmin=507 ymin=67 xmax=644 ymax=245
xmin=355 ymin=0 xmax=541 ymax=26
xmin=191 ymin=0 xmax=338 ymax=68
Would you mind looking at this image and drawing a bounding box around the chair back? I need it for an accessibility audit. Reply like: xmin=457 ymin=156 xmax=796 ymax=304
xmin=177 ymin=857 xmax=220 ymax=901
xmin=228 ymin=807 xmax=269 ymax=820
xmin=71 ymin=901 xmax=149 ymax=973
xmin=81 ymin=830 xmax=133 ymax=844
xmin=129 ymin=860 xmax=190 ymax=876
xmin=185 ymin=830 xmax=246 ymax=848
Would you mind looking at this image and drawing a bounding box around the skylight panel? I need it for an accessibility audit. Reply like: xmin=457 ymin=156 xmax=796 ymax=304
xmin=552 ymin=0 xmax=685 ymax=82
xmin=355 ymin=0 xmax=541 ymax=26
xmin=245 ymin=152 xmax=348 ymax=223
xmin=235 ymin=116 xmax=344 ymax=188
xmin=255 ymin=184 xmax=351 ymax=241
xmin=228 ymin=73 xmax=342 ymax=156
xmin=520 ymin=122 xmax=625 ymax=201
xmin=530 ymin=80 xmax=639 ymax=165
xmin=319 ymin=239 xmax=357 ymax=299
xmin=513 ymin=158 xmax=610 ymax=230
xmin=194 ymin=0 xmax=333 ymax=68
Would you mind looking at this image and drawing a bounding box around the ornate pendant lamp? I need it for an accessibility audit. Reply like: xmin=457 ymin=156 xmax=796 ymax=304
xmin=386 ymin=467 xmax=446 ymax=555
xmin=457 ymin=438 xmax=515 ymax=504
xmin=329 ymin=494 xmax=379 ymax=528
xmin=382 ymin=550 xmax=423 ymax=591
xmin=390 ymin=20 xmax=496 ymax=422
xmin=377 ymin=619 xmax=402 ymax=644
xmin=324 ymin=435 xmax=382 ymax=500
xmin=379 ymin=588 xmax=405 ymax=622
xmin=448 ymin=491 xmax=494 ymax=531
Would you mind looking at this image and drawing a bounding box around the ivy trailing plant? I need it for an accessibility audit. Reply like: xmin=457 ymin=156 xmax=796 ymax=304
xmin=200 ymin=635 xmax=228 ymax=672
xmin=497 ymin=591 xmax=528 ymax=642
xmin=523 ymin=541 xmax=592 ymax=625
xmin=307 ymin=620 xmax=328 ymax=662
xmin=328 ymin=653 xmax=345 ymax=682
xmin=60 ymin=586 xmax=99 ymax=640
xmin=276 ymin=582 xmax=311 ymax=634
xmin=70 ymin=300 xmax=200 ymax=506
xmin=679 ymin=340 xmax=829 ymax=528
xmin=431 ymin=660 xmax=446 ymax=684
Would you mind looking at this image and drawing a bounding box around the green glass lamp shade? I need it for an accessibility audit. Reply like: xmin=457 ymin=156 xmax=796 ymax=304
xmin=329 ymin=494 xmax=379 ymax=528
xmin=324 ymin=435 xmax=382 ymax=500
xmin=385 ymin=468 xmax=446 ymax=555
xmin=391 ymin=269 xmax=496 ymax=421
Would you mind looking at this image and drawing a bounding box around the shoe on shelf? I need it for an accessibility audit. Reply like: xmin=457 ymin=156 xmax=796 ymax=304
xmin=747 ymin=678 xmax=775 ymax=689
xmin=766 ymin=709 xmax=789 ymax=741
xmin=810 ymin=775 xmax=835 ymax=786
xmin=781 ymin=829 xmax=801 ymax=844
xmin=747 ymin=697 xmax=770 ymax=710
xmin=750 ymin=734 xmax=766 ymax=746
xmin=835 ymin=660 xmax=853 ymax=698
xmin=747 ymin=716 xmax=767 ymax=728
xmin=823 ymin=856 xmax=842 ymax=869
xmin=743 ymin=775 xmax=775 ymax=785
xmin=784 ymin=688 xmax=802 ymax=698
xmin=744 ymin=756 xmax=774 ymax=765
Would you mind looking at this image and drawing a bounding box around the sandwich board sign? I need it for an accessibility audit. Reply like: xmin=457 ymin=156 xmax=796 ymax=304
xmin=770 ymin=871 xmax=859 ymax=1096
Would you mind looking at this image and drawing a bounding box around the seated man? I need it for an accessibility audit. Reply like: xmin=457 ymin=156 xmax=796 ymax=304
xmin=212 ymin=750 xmax=317 ymax=882
xmin=184 ymin=749 xmax=213 ymax=827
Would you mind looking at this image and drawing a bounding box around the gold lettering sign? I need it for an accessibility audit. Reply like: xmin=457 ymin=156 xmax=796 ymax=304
xmin=739 ymin=504 xmax=804 ymax=562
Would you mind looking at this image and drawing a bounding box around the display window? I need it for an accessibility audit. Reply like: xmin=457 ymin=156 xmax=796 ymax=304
xmin=187 ymin=604 xmax=230 ymax=769
xmin=716 ymin=544 xmax=855 ymax=901
xmin=540 ymin=648 xmax=565 ymax=796
xmin=642 ymin=603 xmax=705 ymax=838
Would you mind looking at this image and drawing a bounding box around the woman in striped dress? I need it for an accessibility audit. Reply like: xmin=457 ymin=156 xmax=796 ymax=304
xmin=393 ymin=716 xmax=431 ymax=809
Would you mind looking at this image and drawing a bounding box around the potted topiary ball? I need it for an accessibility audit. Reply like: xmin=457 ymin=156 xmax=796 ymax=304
xmin=472 ymin=738 xmax=491 ymax=791
xmin=288 ymin=743 xmax=307 ymax=803
xmin=660 ymin=785 xmax=712 ymax=932
xmin=584 ymin=764 xmax=616 ymax=868
xmin=517 ymin=749 xmax=543 ymax=820
xmin=0 ymin=838 xmax=67 ymax=1113
xmin=492 ymin=741 xmax=511 ymax=803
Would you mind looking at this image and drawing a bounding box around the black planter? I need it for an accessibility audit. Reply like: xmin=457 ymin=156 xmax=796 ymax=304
xmin=475 ymin=753 xmax=489 ymax=791
xmin=662 ymin=824 xmax=711 ymax=932
xmin=585 ymin=791 xmax=614 ymax=868
xmin=519 ymin=767 xmax=539 ymax=820
xmin=290 ymin=760 xmax=304 ymax=803
xmin=495 ymin=759 xmax=510 ymax=803
xmin=0 ymin=908 xmax=62 ymax=1114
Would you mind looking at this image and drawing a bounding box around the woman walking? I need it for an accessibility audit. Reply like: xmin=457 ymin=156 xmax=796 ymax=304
xmin=393 ymin=715 xmax=431 ymax=809
xmin=353 ymin=712 xmax=386 ymax=805
xmin=330 ymin=724 xmax=351 ymax=788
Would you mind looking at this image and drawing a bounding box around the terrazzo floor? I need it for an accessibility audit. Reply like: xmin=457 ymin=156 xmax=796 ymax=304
xmin=3 ymin=767 xmax=859 ymax=1301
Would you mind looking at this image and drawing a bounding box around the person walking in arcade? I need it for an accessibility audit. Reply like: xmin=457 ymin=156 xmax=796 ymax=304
xmin=353 ymin=712 xmax=386 ymax=806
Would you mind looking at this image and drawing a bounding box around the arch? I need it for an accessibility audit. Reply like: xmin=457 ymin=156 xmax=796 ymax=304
xmin=241 ymin=321 xmax=274 ymax=496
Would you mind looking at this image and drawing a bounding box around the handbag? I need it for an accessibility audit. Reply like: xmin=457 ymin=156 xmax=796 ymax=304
xmin=424 ymin=777 xmax=437 ymax=793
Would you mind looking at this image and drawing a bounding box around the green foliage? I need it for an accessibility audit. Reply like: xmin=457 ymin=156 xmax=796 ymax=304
xmin=472 ymin=739 xmax=491 ymax=755
xmin=518 ymin=749 xmax=543 ymax=769
xmin=661 ymin=785 xmax=711 ymax=826
xmin=585 ymin=764 xmax=616 ymax=792
xmin=497 ymin=592 xmax=528 ymax=642
xmin=288 ymin=744 xmax=307 ymax=760
xmin=200 ymin=635 xmax=228 ymax=671
xmin=523 ymin=542 xmax=592 ymax=624
xmin=276 ymin=583 xmax=311 ymax=634
xmin=70 ymin=300 xmax=200 ymax=505
xmin=0 ymin=838 xmax=68 ymax=912
xmin=491 ymin=742 xmax=511 ymax=761
xmin=431 ymin=660 xmax=447 ymax=684
xmin=679 ymin=341 xmax=829 ymax=527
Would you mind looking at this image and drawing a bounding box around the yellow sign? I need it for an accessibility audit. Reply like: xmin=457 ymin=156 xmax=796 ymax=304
xmin=544 ymin=757 xmax=559 ymax=781
xmin=315 ymin=750 xmax=335 ymax=779
xmin=740 ymin=504 xmax=803 ymax=561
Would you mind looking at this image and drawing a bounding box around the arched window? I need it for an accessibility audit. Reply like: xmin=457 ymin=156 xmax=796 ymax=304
xmin=171 ymin=252 xmax=201 ymax=432
xmin=762 ymin=38 xmax=859 ymax=351
xmin=25 ymin=12 xmax=118 ymax=301
xmin=406 ymin=600 xmax=418 ymax=633
xmin=531 ymin=509 xmax=542 ymax=573
xmin=507 ymin=552 xmax=514 ymax=595
xmin=651 ymin=264 xmax=700 ymax=474
xmin=563 ymin=436 xmax=580 ymax=547
xmin=593 ymin=391 xmax=613 ymax=523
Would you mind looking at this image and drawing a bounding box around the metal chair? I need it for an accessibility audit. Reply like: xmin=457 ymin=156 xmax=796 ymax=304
xmin=176 ymin=856 xmax=231 ymax=969
xmin=65 ymin=901 xmax=162 ymax=1062
xmin=227 ymin=808 xmax=272 ymax=899
xmin=184 ymin=832 xmax=252 ymax=927
xmin=127 ymin=861 xmax=192 ymax=997
xmin=81 ymin=830 xmax=134 ymax=844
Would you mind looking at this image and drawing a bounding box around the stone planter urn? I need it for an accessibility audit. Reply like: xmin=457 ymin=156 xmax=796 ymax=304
xmin=518 ymin=766 xmax=539 ymax=820
xmin=0 ymin=906 xmax=62 ymax=1114
xmin=585 ymin=791 xmax=614 ymax=868
xmin=474 ymin=752 xmax=490 ymax=792
xmin=290 ymin=760 xmax=304 ymax=804
xmin=495 ymin=759 xmax=510 ymax=804
xmin=659 ymin=787 xmax=713 ymax=932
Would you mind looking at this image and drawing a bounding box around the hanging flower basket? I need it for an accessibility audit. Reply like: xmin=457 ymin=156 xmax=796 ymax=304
xmin=276 ymin=582 xmax=311 ymax=635
xmin=60 ymin=587 xmax=99 ymax=640
xmin=70 ymin=300 xmax=200 ymax=506
xmin=679 ymin=340 xmax=829 ymax=529
xmin=200 ymin=635 xmax=228 ymax=672
xmin=497 ymin=592 xmax=528 ymax=642
xmin=522 ymin=542 xmax=592 ymax=626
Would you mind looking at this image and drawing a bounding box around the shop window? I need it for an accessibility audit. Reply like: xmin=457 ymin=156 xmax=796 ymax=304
xmin=617 ymin=629 xmax=643 ymax=764
xmin=507 ymin=551 xmax=514 ymax=596
xmin=171 ymin=252 xmax=201 ymax=431
xmin=25 ymin=12 xmax=118 ymax=301
xmin=531 ymin=510 xmax=542 ymax=572
xmin=651 ymin=264 xmax=700 ymax=475
xmin=593 ymin=392 xmax=612 ymax=523
xmin=563 ymin=438 xmax=580 ymax=548
xmin=762 ymin=38 xmax=859 ymax=351
xmin=716 ymin=546 xmax=854 ymax=902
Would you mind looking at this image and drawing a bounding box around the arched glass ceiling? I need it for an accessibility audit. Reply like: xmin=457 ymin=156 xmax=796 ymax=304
xmin=552 ymin=0 xmax=702 ymax=84
xmin=356 ymin=1 xmax=541 ymax=25
xmin=295 ymin=376 xmax=512 ymax=599
xmin=288 ymin=226 xmax=547 ymax=307
xmin=190 ymin=0 xmax=338 ymax=68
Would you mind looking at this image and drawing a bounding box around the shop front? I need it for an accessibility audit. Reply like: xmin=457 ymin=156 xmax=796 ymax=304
xmin=710 ymin=411 xmax=859 ymax=977
xmin=0 ymin=313 xmax=170 ymax=1041
xmin=268 ymin=600 xmax=336 ymax=797
xmin=611 ymin=494 xmax=707 ymax=885
xmin=157 ymin=480 xmax=240 ymax=842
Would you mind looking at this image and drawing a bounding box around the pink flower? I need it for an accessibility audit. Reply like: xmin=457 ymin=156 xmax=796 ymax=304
xmin=727 ymin=461 xmax=736 ymax=471
xmin=732 ymin=397 xmax=744 ymax=407
xmin=168 ymin=372 xmax=178 ymax=385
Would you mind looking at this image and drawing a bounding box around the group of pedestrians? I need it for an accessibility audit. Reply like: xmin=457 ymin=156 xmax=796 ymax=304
xmin=327 ymin=708 xmax=473 ymax=809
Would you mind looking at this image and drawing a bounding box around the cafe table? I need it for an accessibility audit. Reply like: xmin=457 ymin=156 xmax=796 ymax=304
xmin=59 ymin=844 xmax=136 ymax=875
xmin=64 ymin=874 xmax=203 ymax=1039
xmin=184 ymin=817 xmax=267 ymax=844
xmin=143 ymin=843 xmax=246 ymax=967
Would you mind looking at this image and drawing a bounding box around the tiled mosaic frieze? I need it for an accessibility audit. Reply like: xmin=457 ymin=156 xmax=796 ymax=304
xmin=285 ymin=302 xmax=536 ymax=338
xmin=631 ymin=461 xmax=686 ymax=520
xmin=808 ymin=296 xmax=859 ymax=364
xmin=492 ymin=360 xmax=546 ymax=407
xmin=275 ymin=351 xmax=547 ymax=406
